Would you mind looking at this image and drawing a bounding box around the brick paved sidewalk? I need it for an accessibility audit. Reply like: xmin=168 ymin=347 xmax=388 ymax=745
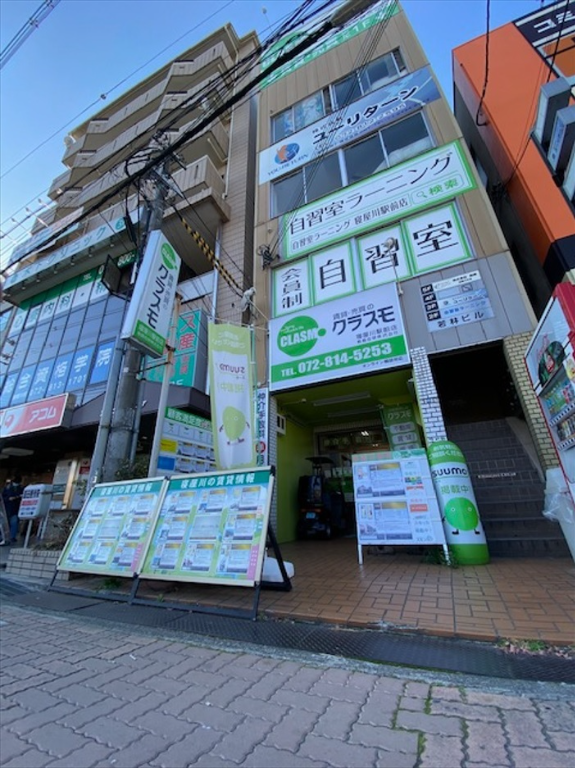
xmin=1 ymin=603 xmax=574 ymax=768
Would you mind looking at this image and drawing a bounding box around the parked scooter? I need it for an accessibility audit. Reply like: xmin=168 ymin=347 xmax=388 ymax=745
xmin=296 ymin=456 xmax=345 ymax=540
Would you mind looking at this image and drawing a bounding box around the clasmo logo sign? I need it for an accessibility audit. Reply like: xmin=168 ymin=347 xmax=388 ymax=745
xmin=161 ymin=242 xmax=178 ymax=270
xmin=275 ymin=143 xmax=299 ymax=165
xmin=277 ymin=316 xmax=325 ymax=356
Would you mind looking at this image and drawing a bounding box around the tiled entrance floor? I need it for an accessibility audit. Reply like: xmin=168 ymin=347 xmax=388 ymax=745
xmin=130 ymin=538 xmax=575 ymax=646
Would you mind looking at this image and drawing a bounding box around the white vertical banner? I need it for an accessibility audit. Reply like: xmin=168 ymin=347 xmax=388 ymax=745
xmin=121 ymin=231 xmax=181 ymax=358
xmin=208 ymin=323 xmax=256 ymax=470
xmin=255 ymin=386 xmax=270 ymax=467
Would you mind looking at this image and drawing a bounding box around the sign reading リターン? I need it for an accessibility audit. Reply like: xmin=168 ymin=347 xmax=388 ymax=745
xmin=139 ymin=468 xmax=274 ymax=587
xmin=57 ymin=479 xmax=166 ymax=577
xmin=259 ymin=67 xmax=440 ymax=184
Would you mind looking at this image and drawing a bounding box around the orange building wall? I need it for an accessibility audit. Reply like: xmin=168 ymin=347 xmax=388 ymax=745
xmin=453 ymin=22 xmax=575 ymax=267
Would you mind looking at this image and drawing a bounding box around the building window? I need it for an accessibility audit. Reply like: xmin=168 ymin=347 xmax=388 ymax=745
xmin=380 ymin=112 xmax=433 ymax=166
xmin=332 ymin=50 xmax=406 ymax=109
xmin=272 ymin=112 xmax=434 ymax=217
xmin=271 ymin=51 xmax=406 ymax=143
xmin=344 ymin=134 xmax=387 ymax=185
xmin=272 ymin=89 xmax=332 ymax=142
xmin=272 ymin=151 xmax=342 ymax=217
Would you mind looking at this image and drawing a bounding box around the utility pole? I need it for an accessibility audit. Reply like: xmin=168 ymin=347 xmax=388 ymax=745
xmin=92 ymin=148 xmax=175 ymax=484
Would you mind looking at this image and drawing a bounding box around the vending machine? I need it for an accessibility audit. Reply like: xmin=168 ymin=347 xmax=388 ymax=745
xmin=525 ymin=283 xmax=575 ymax=559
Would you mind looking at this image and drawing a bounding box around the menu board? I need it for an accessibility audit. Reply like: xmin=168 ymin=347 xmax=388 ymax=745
xmin=352 ymin=450 xmax=445 ymax=557
xmin=57 ymin=479 xmax=166 ymax=576
xmin=140 ymin=468 xmax=274 ymax=587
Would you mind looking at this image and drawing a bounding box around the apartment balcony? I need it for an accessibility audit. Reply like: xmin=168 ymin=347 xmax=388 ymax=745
xmin=167 ymin=42 xmax=234 ymax=91
xmin=4 ymin=155 xmax=230 ymax=304
xmin=47 ymin=169 xmax=72 ymax=201
xmin=64 ymin=43 xmax=234 ymax=160
xmin=62 ymin=133 xmax=86 ymax=166
xmin=63 ymin=103 xmax=229 ymax=194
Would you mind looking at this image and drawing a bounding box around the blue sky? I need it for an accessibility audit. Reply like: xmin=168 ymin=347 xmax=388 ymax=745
xmin=0 ymin=0 xmax=541 ymax=268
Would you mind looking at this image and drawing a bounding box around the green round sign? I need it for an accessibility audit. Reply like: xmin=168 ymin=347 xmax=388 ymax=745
xmin=222 ymin=406 xmax=245 ymax=441
xmin=161 ymin=243 xmax=178 ymax=270
xmin=444 ymin=497 xmax=479 ymax=532
xmin=277 ymin=316 xmax=325 ymax=357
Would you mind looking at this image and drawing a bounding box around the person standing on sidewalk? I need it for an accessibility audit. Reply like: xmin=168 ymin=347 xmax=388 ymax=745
xmin=1 ymin=475 xmax=23 ymax=544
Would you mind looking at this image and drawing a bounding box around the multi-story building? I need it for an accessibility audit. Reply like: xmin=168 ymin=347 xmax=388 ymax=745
xmin=253 ymin=0 xmax=568 ymax=555
xmin=453 ymin=0 xmax=575 ymax=317
xmin=0 ymin=0 xmax=568 ymax=557
xmin=0 ymin=24 xmax=259 ymax=498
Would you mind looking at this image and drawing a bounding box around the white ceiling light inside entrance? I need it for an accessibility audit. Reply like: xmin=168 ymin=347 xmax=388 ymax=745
xmin=312 ymin=392 xmax=371 ymax=407
xmin=327 ymin=406 xmax=377 ymax=419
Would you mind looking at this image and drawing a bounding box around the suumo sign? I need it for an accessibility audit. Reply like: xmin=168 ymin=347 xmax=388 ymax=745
xmin=121 ymin=231 xmax=180 ymax=358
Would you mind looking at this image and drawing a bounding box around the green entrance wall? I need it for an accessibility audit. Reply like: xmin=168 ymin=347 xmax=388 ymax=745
xmin=276 ymin=418 xmax=314 ymax=543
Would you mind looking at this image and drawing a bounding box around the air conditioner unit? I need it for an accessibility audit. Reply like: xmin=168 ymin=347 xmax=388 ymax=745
xmin=533 ymin=77 xmax=572 ymax=148
xmin=277 ymin=414 xmax=286 ymax=434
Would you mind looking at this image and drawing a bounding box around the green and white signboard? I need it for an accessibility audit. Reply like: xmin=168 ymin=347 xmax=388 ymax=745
xmin=269 ymin=283 xmax=409 ymax=391
xmin=57 ymin=478 xmax=166 ymax=577
xmin=140 ymin=468 xmax=274 ymax=587
xmin=121 ymin=231 xmax=180 ymax=358
xmin=260 ymin=0 xmax=398 ymax=88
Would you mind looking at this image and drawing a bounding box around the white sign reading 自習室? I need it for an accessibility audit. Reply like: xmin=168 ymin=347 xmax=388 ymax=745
xmin=269 ymin=283 xmax=409 ymax=391
xmin=273 ymin=203 xmax=473 ymax=318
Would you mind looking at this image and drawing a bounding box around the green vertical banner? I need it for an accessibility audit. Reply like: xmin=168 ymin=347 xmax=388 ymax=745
xmin=428 ymin=441 xmax=490 ymax=565
xmin=380 ymin=403 xmax=422 ymax=451
xmin=208 ymin=323 xmax=256 ymax=470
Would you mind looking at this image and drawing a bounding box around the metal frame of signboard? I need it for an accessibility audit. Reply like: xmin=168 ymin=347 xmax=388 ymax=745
xmin=48 ymin=468 xmax=292 ymax=619
xmin=48 ymin=477 xmax=169 ymax=602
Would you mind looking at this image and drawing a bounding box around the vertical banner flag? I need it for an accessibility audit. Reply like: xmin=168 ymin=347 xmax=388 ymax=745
xmin=208 ymin=323 xmax=256 ymax=470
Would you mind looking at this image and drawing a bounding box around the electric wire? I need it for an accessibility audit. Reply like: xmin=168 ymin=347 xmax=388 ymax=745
xmin=0 ymin=0 xmax=61 ymax=70
xmin=0 ymin=0 xmax=320 ymax=243
xmin=0 ymin=1 xmax=312 ymax=269
xmin=0 ymin=0 xmax=236 ymax=183
xmin=272 ymin=0 xmax=398 ymax=254
xmin=545 ymin=0 xmax=570 ymax=82
xmin=2 ymin=2 xmax=342 ymax=278
xmin=269 ymin=0 xmax=398 ymax=258
xmin=475 ymin=0 xmax=490 ymax=127
xmin=502 ymin=6 xmax=569 ymax=188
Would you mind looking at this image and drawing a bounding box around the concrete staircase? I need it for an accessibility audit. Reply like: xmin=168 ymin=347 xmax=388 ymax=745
xmin=446 ymin=419 xmax=571 ymax=558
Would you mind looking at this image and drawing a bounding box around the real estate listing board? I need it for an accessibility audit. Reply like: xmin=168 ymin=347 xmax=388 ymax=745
xmin=139 ymin=468 xmax=274 ymax=587
xmin=352 ymin=449 xmax=446 ymax=554
xmin=57 ymin=478 xmax=167 ymax=577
